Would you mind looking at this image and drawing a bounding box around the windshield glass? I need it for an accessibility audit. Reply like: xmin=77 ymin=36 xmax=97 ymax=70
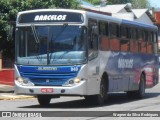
xmin=16 ymin=25 xmax=87 ymax=65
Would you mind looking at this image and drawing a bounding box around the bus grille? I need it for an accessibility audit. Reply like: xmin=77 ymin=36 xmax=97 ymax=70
xmin=20 ymin=72 xmax=77 ymax=86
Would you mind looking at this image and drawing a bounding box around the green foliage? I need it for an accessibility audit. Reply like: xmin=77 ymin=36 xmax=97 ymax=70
xmin=0 ymin=0 xmax=80 ymax=60
xmin=84 ymin=0 xmax=150 ymax=8
xmin=85 ymin=0 xmax=100 ymax=5
xmin=131 ymin=0 xmax=150 ymax=8
xmin=108 ymin=0 xmax=132 ymax=4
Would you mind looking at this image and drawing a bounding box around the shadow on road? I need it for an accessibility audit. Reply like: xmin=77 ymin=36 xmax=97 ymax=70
xmin=19 ymin=92 xmax=160 ymax=109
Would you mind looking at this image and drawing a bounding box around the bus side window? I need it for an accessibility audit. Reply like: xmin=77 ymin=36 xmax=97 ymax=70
xmin=153 ymin=32 xmax=158 ymax=54
xmin=120 ymin=25 xmax=130 ymax=52
xmin=88 ymin=19 xmax=98 ymax=60
xmin=138 ymin=29 xmax=142 ymax=52
xmin=99 ymin=21 xmax=109 ymax=51
xmin=130 ymin=28 xmax=138 ymax=53
xmin=109 ymin=23 xmax=120 ymax=51
xmin=141 ymin=31 xmax=147 ymax=53
xmin=147 ymin=32 xmax=153 ymax=54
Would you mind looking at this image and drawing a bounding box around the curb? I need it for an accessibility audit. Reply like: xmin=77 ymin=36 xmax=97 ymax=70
xmin=0 ymin=84 xmax=35 ymax=100
xmin=0 ymin=93 xmax=35 ymax=100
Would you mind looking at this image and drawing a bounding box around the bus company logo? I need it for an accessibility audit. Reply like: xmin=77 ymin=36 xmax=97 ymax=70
xmin=118 ymin=58 xmax=133 ymax=69
xmin=34 ymin=15 xmax=67 ymax=21
xmin=37 ymin=67 xmax=58 ymax=71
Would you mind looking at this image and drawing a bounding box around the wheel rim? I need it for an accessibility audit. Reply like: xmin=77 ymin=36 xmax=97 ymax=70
xmin=100 ymin=83 xmax=105 ymax=98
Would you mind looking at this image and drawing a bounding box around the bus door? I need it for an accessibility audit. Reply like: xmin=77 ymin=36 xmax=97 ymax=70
xmin=87 ymin=19 xmax=100 ymax=94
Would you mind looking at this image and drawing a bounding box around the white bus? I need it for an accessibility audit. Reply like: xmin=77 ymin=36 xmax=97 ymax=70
xmin=15 ymin=9 xmax=159 ymax=106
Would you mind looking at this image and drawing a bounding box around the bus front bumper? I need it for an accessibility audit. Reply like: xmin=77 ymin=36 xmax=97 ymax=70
xmin=14 ymin=80 xmax=87 ymax=96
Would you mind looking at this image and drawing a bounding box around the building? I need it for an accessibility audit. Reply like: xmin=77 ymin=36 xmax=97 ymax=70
xmin=81 ymin=3 xmax=156 ymax=25
xmin=132 ymin=9 xmax=156 ymax=25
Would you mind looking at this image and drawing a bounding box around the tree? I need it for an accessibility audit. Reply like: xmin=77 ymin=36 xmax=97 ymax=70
xmin=84 ymin=0 xmax=150 ymax=8
xmin=0 ymin=0 xmax=80 ymax=62
xmin=131 ymin=0 xmax=150 ymax=8
xmin=107 ymin=0 xmax=132 ymax=4
xmin=84 ymin=0 xmax=100 ymax=5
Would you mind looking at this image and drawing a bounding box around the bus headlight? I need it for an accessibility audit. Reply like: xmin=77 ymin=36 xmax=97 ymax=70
xmin=74 ymin=78 xmax=81 ymax=83
xmin=16 ymin=77 xmax=34 ymax=86
xmin=64 ymin=77 xmax=84 ymax=86
xmin=16 ymin=77 xmax=23 ymax=84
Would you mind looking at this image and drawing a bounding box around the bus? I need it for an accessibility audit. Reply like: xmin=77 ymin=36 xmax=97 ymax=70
xmin=14 ymin=9 xmax=159 ymax=106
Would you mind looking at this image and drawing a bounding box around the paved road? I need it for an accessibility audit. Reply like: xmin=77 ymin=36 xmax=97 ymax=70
xmin=0 ymin=83 xmax=160 ymax=120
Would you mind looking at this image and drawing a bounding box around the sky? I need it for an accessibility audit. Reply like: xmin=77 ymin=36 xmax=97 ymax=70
xmin=149 ymin=0 xmax=160 ymax=8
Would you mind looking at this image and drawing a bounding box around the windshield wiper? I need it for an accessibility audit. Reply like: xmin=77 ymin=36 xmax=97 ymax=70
xmin=31 ymin=24 xmax=40 ymax=43
xmin=49 ymin=23 xmax=68 ymax=62
xmin=31 ymin=24 xmax=42 ymax=61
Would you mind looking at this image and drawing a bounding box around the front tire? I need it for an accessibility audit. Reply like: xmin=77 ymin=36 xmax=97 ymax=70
xmin=85 ymin=77 xmax=108 ymax=105
xmin=37 ymin=95 xmax=51 ymax=106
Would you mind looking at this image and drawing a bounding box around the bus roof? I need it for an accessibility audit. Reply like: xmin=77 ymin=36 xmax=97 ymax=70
xmin=17 ymin=9 xmax=87 ymax=15
xmin=122 ymin=19 xmax=158 ymax=31
xmin=17 ymin=9 xmax=158 ymax=31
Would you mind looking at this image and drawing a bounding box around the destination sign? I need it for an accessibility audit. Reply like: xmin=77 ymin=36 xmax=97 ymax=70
xmin=18 ymin=11 xmax=84 ymax=23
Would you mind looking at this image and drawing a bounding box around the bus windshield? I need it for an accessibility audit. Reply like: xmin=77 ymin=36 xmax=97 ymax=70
xmin=16 ymin=25 xmax=87 ymax=65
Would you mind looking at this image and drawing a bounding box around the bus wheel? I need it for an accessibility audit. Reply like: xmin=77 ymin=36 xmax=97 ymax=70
xmin=37 ymin=95 xmax=51 ymax=106
xmin=85 ymin=77 xmax=108 ymax=106
xmin=127 ymin=74 xmax=145 ymax=99
xmin=136 ymin=73 xmax=146 ymax=98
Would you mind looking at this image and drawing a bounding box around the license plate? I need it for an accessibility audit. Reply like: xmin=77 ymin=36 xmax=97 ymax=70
xmin=41 ymin=88 xmax=54 ymax=93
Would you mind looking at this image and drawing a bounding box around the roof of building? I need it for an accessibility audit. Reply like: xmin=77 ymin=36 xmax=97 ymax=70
xmin=97 ymin=4 xmax=132 ymax=13
xmin=132 ymin=9 xmax=156 ymax=22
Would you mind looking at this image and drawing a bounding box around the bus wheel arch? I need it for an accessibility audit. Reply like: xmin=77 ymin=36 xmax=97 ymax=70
xmin=101 ymin=72 xmax=109 ymax=94
xmin=100 ymin=72 xmax=109 ymax=100
xmin=84 ymin=72 xmax=109 ymax=105
xmin=127 ymin=72 xmax=146 ymax=99
xmin=96 ymin=72 xmax=109 ymax=105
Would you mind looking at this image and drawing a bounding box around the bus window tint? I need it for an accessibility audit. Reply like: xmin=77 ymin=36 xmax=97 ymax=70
xmin=110 ymin=23 xmax=119 ymax=51
xmin=99 ymin=21 xmax=109 ymax=51
xmin=141 ymin=31 xmax=147 ymax=53
xmin=120 ymin=26 xmax=129 ymax=52
xmin=120 ymin=26 xmax=127 ymax=38
xmin=130 ymin=28 xmax=138 ymax=53
xmin=120 ymin=39 xmax=129 ymax=52
xmin=154 ymin=32 xmax=158 ymax=54
xmin=147 ymin=32 xmax=153 ymax=54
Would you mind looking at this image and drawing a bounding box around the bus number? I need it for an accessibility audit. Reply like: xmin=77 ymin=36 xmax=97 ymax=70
xmin=71 ymin=67 xmax=79 ymax=72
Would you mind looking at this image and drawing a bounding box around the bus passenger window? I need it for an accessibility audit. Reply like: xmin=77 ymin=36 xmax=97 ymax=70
xmin=138 ymin=30 xmax=142 ymax=41
xmin=130 ymin=40 xmax=138 ymax=53
xmin=120 ymin=26 xmax=127 ymax=38
xmin=153 ymin=32 xmax=158 ymax=54
xmin=147 ymin=32 xmax=153 ymax=54
xmin=99 ymin=21 xmax=109 ymax=51
xmin=130 ymin=28 xmax=138 ymax=53
xmin=141 ymin=31 xmax=147 ymax=53
xmin=110 ymin=23 xmax=120 ymax=51
xmin=110 ymin=23 xmax=119 ymax=38
xmin=138 ymin=30 xmax=146 ymax=53
xmin=120 ymin=39 xmax=129 ymax=52
xmin=120 ymin=26 xmax=129 ymax=52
